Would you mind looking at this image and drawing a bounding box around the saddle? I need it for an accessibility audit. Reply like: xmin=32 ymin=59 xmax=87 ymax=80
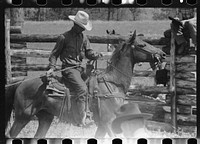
xmin=46 ymin=76 xmax=66 ymax=96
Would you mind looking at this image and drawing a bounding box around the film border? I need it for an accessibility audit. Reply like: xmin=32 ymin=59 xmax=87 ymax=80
xmin=1 ymin=0 xmax=199 ymax=144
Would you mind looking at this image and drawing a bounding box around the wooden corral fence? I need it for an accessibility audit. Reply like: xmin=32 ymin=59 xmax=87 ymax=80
xmin=5 ymin=19 xmax=196 ymax=132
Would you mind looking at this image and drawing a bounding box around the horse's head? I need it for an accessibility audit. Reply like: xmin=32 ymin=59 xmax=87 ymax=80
xmin=106 ymin=29 xmax=117 ymax=35
xmin=106 ymin=29 xmax=121 ymax=52
xmin=126 ymin=30 xmax=166 ymax=65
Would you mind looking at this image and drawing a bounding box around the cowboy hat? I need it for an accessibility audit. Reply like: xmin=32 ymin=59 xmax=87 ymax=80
xmin=168 ymin=16 xmax=183 ymax=26
xmin=68 ymin=11 xmax=92 ymax=31
xmin=111 ymin=103 xmax=152 ymax=134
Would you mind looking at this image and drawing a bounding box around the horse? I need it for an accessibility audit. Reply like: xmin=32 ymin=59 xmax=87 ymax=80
xmin=106 ymin=29 xmax=163 ymax=73
xmin=5 ymin=31 xmax=166 ymax=138
xmin=106 ymin=29 xmax=121 ymax=52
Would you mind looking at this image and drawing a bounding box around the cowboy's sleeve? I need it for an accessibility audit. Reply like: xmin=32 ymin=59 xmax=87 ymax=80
xmin=84 ymin=36 xmax=99 ymax=60
xmin=48 ymin=35 xmax=65 ymax=70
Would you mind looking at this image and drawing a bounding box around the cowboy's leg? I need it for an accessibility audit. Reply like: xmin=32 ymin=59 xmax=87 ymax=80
xmin=171 ymin=23 xmax=187 ymax=45
xmin=184 ymin=21 xmax=196 ymax=46
xmin=62 ymin=68 xmax=87 ymax=125
xmin=171 ymin=23 xmax=188 ymax=54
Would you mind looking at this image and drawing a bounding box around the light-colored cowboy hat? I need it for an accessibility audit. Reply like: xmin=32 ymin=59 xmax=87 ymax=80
xmin=68 ymin=11 xmax=92 ymax=31
xmin=111 ymin=103 xmax=153 ymax=134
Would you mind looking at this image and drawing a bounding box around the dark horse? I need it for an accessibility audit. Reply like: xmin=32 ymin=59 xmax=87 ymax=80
xmin=5 ymin=31 xmax=166 ymax=138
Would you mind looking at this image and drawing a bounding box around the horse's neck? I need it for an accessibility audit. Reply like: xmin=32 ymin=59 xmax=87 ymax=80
xmin=106 ymin=58 xmax=135 ymax=92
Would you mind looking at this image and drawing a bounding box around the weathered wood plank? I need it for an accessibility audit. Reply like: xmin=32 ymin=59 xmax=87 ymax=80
xmin=146 ymin=120 xmax=173 ymax=132
xmin=176 ymin=79 xmax=196 ymax=89
xmin=12 ymin=71 xmax=27 ymax=77
xmin=163 ymin=55 xmax=195 ymax=63
xmin=130 ymin=86 xmax=169 ymax=94
xmin=12 ymin=64 xmax=49 ymax=71
xmin=166 ymin=94 xmax=196 ymax=106
xmin=131 ymin=102 xmax=166 ymax=123
xmin=169 ymin=27 xmax=177 ymax=131
xmin=129 ymin=86 xmax=195 ymax=95
xmin=126 ymin=94 xmax=164 ymax=103
xmin=132 ymin=71 xmax=154 ymax=77
xmin=175 ymin=72 xmax=195 ymax=81
xmin=176 ymin=87 xmax=196 ymax=95
xmin=132 ymin=70 xmax=195 ymax=79
xmin=10 ymin=26 xmax=21 ymax=34
xmin=11 ymin=49 xmax=51 ymax=58
xmin=8 ymin=76 xmax=25 ymax=85
xmin=11 ymin=56 xmax=26 ymax=64
xmin=176 ymin=63 xmax=196 ymax=72
xmin=5 ymin=19 xmax=11 ymax=84
xmin=10 ymin=49 xmax=112 ymax=60
xmin=10 ymin=49 xmax=195 ymax=64
xmin=10 ymin=43 xmax=26 ymax=49
xmin=10 ymin=34 xmax=169 ymax=45
xmin=164 ymin=113 xmax=196 ymax=126
xmin=162 ymin=105 xmax=192 ymax=115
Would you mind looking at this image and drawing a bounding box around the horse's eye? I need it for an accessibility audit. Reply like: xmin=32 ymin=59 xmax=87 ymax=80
xmin=137 ymin=44 xmax=146 ymax=47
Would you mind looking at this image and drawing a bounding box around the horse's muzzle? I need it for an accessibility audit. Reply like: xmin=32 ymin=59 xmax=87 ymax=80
xmin=155 ymin=53 xmax=166 ymax=63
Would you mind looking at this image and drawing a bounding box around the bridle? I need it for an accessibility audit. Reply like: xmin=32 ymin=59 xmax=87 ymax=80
xmin=96 ymin=45 xmax=163 ymax=97
xmin=132 ymin=44 xmax=163 ymax=70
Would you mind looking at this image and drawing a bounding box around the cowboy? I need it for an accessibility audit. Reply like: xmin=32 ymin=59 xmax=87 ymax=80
xmin=47 ymin=11 xmax=102 ymax=126
xmin=111 ymin=103 xmax=152 ymax=138
xmin=163 ymin=8 xmax=196 ymax=55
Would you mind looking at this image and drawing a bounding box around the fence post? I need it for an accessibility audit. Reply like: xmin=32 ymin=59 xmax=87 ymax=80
xmin=5 ymin=19 xmax=11 ymax=84
xmin=170 ymin=24 xmax=177 ymax=132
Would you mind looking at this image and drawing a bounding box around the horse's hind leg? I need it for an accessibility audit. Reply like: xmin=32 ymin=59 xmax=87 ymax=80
xmin=34 ymin=110 xmax=54 ymax=138
xmin=9 ymin=115 xmax=30 ymax=138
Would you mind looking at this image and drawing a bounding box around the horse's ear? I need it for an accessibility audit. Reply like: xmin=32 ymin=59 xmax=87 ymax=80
xmin=128 ymin=30 xmax=136 ymax=44
xmin=112 ymin=29 xmax=115 ymax=34
xmin=133 ymin=30 xmax=136 ymax=39
xmin=106 ymin=30 xmax=109 ymax=34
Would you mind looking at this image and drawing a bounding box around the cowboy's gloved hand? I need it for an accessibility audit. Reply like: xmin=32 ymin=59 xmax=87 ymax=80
xmin=46 ymin=68 xmax=54 ymax=77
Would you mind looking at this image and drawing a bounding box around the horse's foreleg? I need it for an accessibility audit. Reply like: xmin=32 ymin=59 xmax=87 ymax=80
xmin=9 ymin=116 xmax=30 ymax=138
xmin=105 ymin=124 xmax=116 ymax=138
xmin=94 ymin=125 xmax=107 ymax=138
xmin=34 ymin=110 xmax=54 ymax=138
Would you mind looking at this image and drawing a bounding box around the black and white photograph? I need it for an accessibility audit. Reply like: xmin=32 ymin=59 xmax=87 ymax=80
xmin=4 ymin=4 xmax=197 ymax=144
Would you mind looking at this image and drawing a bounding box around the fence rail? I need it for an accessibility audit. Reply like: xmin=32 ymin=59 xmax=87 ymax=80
xmin=10 ymin=33 xmax=169 ymax=45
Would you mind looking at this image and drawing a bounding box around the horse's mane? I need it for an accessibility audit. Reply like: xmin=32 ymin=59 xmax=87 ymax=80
xmin=106 ymin=42 xmax=126 ymax=72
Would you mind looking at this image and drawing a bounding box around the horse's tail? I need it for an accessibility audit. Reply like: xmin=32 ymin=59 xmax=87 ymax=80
xmin=5 ymin=77 xmax=24 ymax=128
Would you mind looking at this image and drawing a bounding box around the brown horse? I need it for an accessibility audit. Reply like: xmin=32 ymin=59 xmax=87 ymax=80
xmin=106 ymin=29 xmax=163 ymax=71
xmin=5 ymin=31 xmax=166 ymax=138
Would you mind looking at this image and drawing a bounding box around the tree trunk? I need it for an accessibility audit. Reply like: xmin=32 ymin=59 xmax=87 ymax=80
xmin=116 ymin=8 xmax=119 ymax=21
xmin=107 ymin=8 xmax=111 ymax=21
xmin=37 ymin=8 xmax=41 ymax=21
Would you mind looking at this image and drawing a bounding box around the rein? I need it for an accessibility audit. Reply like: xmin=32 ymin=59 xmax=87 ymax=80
xmin=107 ymin=61 xmax=132 ymax=79
xmin=107 ymin=60 xmax=160 ymax=79
xmin=5 ymin=65 xmax=80 ymax=87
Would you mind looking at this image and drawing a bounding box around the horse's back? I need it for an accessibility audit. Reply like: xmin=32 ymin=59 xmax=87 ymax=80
xmin=16 ymin=77 xmax=47 ymax=100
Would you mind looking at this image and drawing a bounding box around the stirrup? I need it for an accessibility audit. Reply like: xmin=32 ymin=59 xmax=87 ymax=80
xmin=86 ymin=111 xmax=93 ymax=120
